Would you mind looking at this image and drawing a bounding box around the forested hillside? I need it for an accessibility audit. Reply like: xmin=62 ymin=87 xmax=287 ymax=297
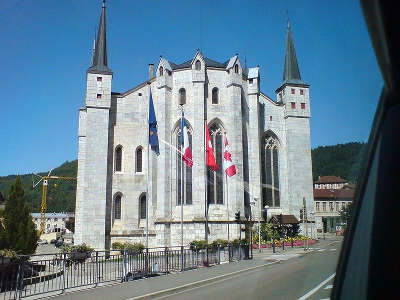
xmin=0 ymin=160 xmax=77 ymax=213
xmin=0 ymin=142 xmax=366 ymax=212
xmin=311 ymin=142 xmax=366 ymax=182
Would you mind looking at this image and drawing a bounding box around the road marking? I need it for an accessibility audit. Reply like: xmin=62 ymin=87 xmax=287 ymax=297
xmin=330 ymin=249 xmax=336 ymax=251
xmin=324 ymin=284 xmax=333 ymax=289
xmin=297 ymin=273 xmax=336 ymax=300
xmin=318 ymin=249 xmax=325 ymax=252
xmin=126 ymin=261 xmax=279 ymax=300
xmin=319 ymin=298 xmax=330 ymax=300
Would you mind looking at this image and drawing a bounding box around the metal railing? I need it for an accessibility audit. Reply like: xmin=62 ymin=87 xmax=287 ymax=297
xmin=0 ymin=244 xmax=249 ymax=299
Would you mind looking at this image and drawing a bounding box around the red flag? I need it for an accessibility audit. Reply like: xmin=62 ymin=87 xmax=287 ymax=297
xmin=205 ymin=124 xmax=218 ymax=171
xmin=223 ymin=137 xmax=236 ymax=177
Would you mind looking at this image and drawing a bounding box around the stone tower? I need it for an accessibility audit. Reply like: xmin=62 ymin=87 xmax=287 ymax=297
xmin=276 ymin=21 xmax=314 ymax=222
xmin=75 ymin=0 xmax=113 ymax=249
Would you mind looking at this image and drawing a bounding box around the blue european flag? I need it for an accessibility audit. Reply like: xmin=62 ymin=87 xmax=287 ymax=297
xmin=149 ymin=90 xmax=160 ymax=155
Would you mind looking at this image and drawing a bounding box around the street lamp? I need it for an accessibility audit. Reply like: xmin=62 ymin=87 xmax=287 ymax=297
xmin=262 ymin=205 xmax=269 ymax=253
xmin=310 ymin=212 xmax=315 ymax=240
xmin=249 ymin=199 xmax=256 ymax=253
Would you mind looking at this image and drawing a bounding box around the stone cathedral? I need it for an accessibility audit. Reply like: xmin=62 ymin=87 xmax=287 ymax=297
xmin=74 ymin=2 xmax=314 ymax=250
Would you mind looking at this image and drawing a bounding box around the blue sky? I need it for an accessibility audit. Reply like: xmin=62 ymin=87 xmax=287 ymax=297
xmin=0 ymin=0 xmax=382 ymax=176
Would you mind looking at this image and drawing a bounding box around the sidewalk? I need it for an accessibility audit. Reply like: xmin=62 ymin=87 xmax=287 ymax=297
xmin=35 ymin=238 xmax=344 ymax=300
xmin=38 ymin=242 xmax=327 ymax=300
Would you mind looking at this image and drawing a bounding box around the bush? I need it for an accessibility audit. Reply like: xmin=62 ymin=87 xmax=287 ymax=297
xmin=111 ymin=242 xmax=144 ymax=254
xmin=0 ymin=249 xmax=19 ymax=259
xmin=60 ymin=243 xmax=94 ymax=254
xmin=210 ymin=239 xmax=229 ymax=249
xmin=189 ymin=240 xmax=208 ymax=251
xmin=123 ymin=242 xmax=145 ymax=254
xmin=112 ymin=242 xmax=124 ymax=250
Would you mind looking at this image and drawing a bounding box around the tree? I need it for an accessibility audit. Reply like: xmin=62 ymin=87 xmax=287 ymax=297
xmin=0 ymin=176 xmax=38 ymax=254
xmin=65 ymin=217 xmax=75 ymax=233
xmin=339 ymin=202 xmax=354 ymax=225
xmin=339 ymin=202 xmax=354 ymax=235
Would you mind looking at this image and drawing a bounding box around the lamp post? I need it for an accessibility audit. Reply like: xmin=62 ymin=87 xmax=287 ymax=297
xmin=310 ymin=212 xmax=315 ymax=240
xmin=262 ymin=205 xmax=269 ymax=253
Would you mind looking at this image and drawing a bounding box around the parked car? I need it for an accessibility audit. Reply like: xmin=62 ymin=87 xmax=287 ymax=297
xmin=37 ymin=239 xmax=48 ymax=245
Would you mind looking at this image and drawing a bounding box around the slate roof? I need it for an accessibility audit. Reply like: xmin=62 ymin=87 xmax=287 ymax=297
xmin=270 ymin=214 xmax=300 ymax=224
xmin=87 ymin=1 xmax=112 ymax=75
xmin=169 ymin=57 xmax=229 ymax=70
xmin=313 ymin=188 xmax=355 ymax=200
xmin=315 ymin=176 xmax=348 ymax=184
xmin=276 ymin=21 xmax=307 ymax=91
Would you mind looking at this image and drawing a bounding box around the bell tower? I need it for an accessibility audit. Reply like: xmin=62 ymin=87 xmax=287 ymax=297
xmin=276 ymin=21 xmax=314 ymax=225
xmin=75 ymin=0 xmax=113 ymax=250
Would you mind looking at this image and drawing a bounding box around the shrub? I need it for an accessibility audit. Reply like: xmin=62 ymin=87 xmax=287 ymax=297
xmin=0 ymin=249 xmax=19 ymax=259
xmin=210 ymin=239 xmax=229 ymax=250
xmin=123 ymin=242 xmax=145 ymax=254
xmin=60 ymin=243 xmax=94 ymax=254
xmin=189 ymin=240 xmax=208 ymax=251
xmin=112 ymin=242 xmax=124 ymax=250
xmin=111 ymin=242 xmax=144 ymax=254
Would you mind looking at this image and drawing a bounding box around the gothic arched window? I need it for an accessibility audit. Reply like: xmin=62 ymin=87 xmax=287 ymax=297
xmin=114 ymin=194 xmax=121 ymax=220
xmin=261 ymin=134 xmax=280 ymax=207
xmin=234 ymin=64 xmax=239 ymax=74
xmin=207 ymin=122 xmax=224 ymax=204
xmin=175 ymin=122 xmax=192 ymax=205
xmin=212 ymin=87 xmax=219 ymax=104
xmin=139 ymin=194 xmax=146 ymax=219
xmin=195 ymin=60 xmax=201 ymax=70
xmin=136 ymin=146 xmax=143 ymax=173
xmin=115 ymin=146 xmax=122 ymax=172
xmin=159 ymin=66 xmax=164 ymax=76
xmin=179 ymin=88 xmax=186 ymax=105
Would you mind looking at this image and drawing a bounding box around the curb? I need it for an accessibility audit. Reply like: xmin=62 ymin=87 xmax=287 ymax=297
xmin=126 ymin=261 xmax=280 ymax=300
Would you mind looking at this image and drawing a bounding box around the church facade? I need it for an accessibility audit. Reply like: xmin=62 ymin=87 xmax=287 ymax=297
xmin=74 ymin=2 xmax=314 ymax=250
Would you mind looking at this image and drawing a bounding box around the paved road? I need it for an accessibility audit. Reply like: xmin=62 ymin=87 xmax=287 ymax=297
xmin=44 ymin=238 xmax=341 ymax=300
xmin=153 ymin=240 xmax=341 ymax=300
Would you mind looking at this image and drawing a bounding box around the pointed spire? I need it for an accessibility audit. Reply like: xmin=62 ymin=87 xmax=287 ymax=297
xmin=282 ymin=20 xmax=301 ymax=83
xmin=87 ymin=0 xmax=112 ymax=74
xmin=90 ymin=37 xmax=96 ymax=66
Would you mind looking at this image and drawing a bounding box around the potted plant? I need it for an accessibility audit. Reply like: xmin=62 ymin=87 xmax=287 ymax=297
xmin=61 ymin=243 xmax=94 ymax=263
xmin=0 ymin=249 xmax=19 ymax=265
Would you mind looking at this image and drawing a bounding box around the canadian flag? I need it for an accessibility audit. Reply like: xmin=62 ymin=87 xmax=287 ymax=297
xmin=223 ymin=137 xmax=236 ymax=177
xmin=180 ymin=112 xmax=193 ymax=168
xmin=205 ymin=124 xmax=218 ymax=171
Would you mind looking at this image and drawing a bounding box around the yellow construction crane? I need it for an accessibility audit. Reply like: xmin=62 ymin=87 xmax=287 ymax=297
xmin=32 ymin=169 xmax=76 ymax=234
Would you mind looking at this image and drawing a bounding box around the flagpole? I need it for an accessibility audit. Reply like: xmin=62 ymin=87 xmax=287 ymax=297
xmin=226 ymin=173 xmax=230 ymax=242
xmin=204 ymin=120 xmax=208 ymax=246
xmin=146 ymin=140 xmax=149 ymax=249
xmin=146 ymin=89 xmax=150 ymax=250
xmin=180 ymin=107 xmax=184 ymax=270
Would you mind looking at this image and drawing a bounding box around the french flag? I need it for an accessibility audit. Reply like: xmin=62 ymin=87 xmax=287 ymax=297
xmin=180 ymin=111 xmax=193 ymax=168
xmin=223 ymin=137 xmax=236 ymax=177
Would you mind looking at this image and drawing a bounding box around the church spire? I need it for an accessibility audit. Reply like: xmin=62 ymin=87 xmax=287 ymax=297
xmin=282 ymin=19 xmax=302 ymax=83
xmin=87 ymin=0 xmax=112 ymax=74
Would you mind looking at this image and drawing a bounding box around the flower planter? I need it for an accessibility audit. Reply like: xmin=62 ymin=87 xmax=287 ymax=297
xmin=0 ymin=257 xmax=11 ymax=265
xmin=69 ymin=252 xmax=91 ymax=261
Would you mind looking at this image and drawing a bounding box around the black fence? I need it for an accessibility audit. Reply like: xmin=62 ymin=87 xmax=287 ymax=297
xmin=0 ymin=244 xmax=249 ymax=299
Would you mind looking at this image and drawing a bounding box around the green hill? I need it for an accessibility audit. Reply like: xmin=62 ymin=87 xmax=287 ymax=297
xmin=311 ymin=142 xmax=366 ymax=183
xmin=0 ymin=142 xmax=366 ymax=212
xmin=0 ymin=160 xmax=77 ymax=213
